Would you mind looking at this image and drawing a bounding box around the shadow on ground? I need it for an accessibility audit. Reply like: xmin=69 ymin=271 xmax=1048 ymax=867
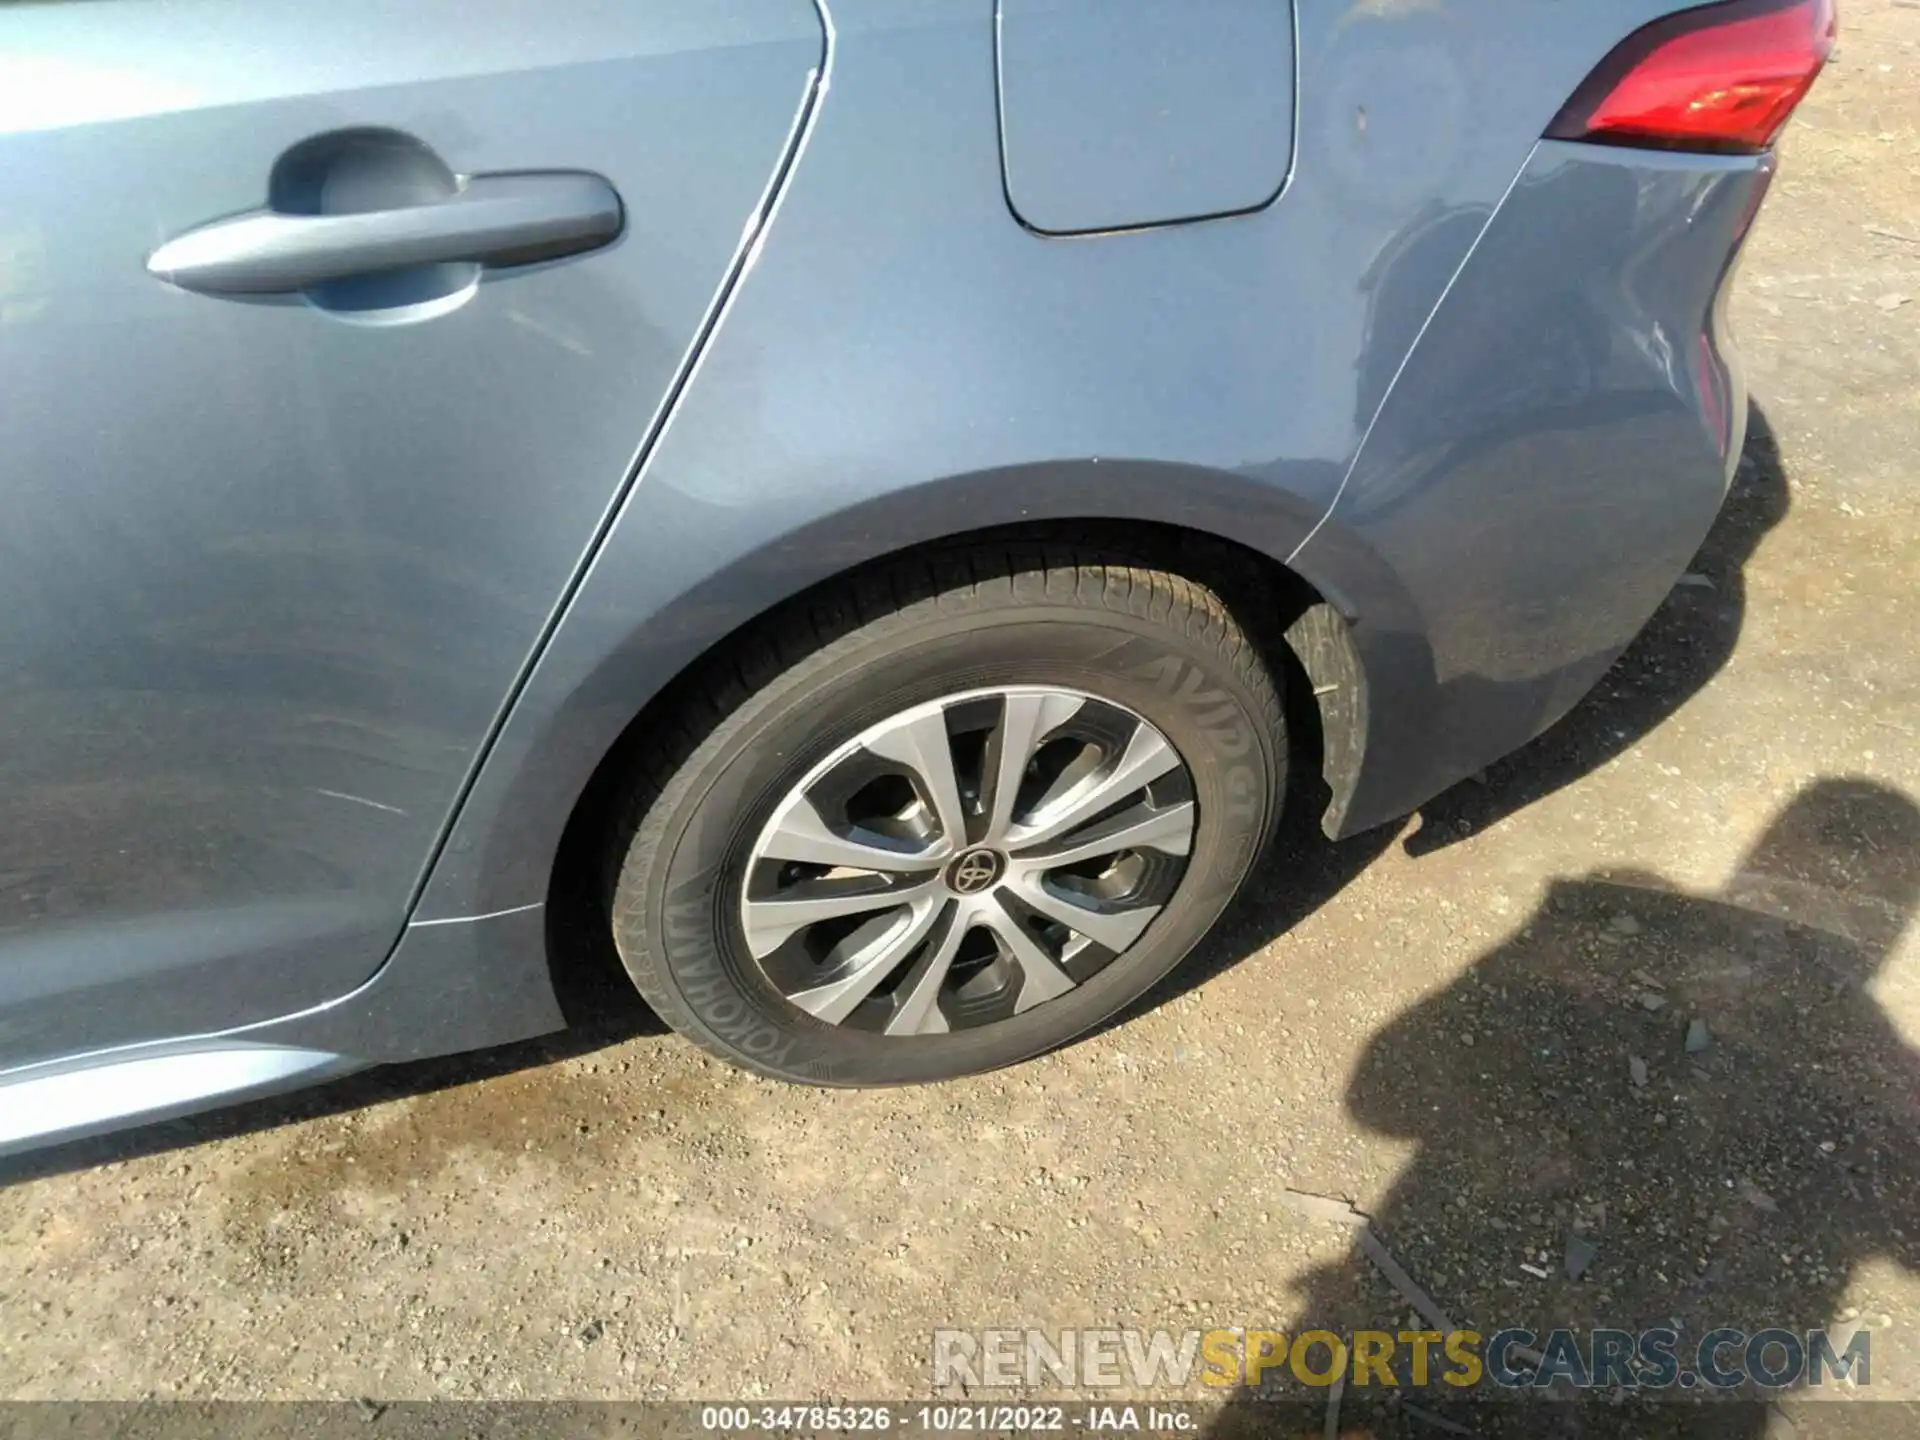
xmin=1 ymin=407 xmax=1791 ymax=1186
xmin=1207 ymin=776 xmax=1920 ymax=1438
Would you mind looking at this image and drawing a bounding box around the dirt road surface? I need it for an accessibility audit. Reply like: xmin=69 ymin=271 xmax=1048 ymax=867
xmin=4 ymin=5 xmax=1918 ymax=1431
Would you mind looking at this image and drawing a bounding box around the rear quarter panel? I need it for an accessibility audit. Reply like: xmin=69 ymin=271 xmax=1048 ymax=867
xmin=1309 ymin=141 xmax=1765 ymax=833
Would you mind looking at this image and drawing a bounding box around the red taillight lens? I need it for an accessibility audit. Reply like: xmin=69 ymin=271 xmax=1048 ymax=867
xmin=1547 ymin=0 xmax=1836 ymax=155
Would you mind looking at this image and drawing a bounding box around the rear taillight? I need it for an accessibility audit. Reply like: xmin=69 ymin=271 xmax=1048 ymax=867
xmin=1547 ymin=0 xmax=1836 ymax=155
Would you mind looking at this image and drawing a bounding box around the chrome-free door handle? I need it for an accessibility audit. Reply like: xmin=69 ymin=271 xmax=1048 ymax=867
xmin=147 ymin=171 xmax=624 ymax=297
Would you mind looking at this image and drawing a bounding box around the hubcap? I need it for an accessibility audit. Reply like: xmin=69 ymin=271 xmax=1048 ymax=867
xmin=738 ymin=686 xmax=1196 ymax=1036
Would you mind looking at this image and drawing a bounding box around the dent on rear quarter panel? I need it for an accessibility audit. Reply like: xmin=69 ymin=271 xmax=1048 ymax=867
xmin=1305 ymin=140 xmax=1771 ymax=836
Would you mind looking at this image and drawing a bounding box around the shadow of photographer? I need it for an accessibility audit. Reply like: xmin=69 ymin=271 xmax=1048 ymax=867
xmin=1211 ymin=776 xmax=1920 ymax=1437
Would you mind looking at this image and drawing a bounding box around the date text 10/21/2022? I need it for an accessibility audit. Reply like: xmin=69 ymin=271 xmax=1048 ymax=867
xmin=699 ymin=1405 xmax=1188 ymax=1433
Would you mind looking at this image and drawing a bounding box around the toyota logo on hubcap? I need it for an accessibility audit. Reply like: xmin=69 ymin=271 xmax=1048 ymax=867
xmin=947 ymin=848 xmax=1003 ymax=895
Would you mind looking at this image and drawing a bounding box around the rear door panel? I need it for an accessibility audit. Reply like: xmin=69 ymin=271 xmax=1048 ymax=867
xmin=0 ymin=1 xmax=823 ymax=1066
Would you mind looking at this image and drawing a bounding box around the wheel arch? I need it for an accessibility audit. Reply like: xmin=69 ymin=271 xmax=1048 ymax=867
xmin=538 ymin=514 xmax=1363 ymax=1026
xmin=408 ymin=461 xmax=1381 ymax=948
xmin=558 ymin=516 xmax=1341 ymax=872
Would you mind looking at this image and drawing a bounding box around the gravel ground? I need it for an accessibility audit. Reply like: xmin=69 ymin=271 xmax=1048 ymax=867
xmin=4 ymin=5 xmax=1918 ymax=1432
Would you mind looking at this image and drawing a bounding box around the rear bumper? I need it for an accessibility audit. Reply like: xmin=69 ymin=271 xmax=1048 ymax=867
xmin=1296 ymin=139 xmax=1771 ymax=837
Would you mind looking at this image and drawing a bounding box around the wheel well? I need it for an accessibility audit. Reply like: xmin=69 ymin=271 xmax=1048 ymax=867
xmin=541 ymin=519 xmax=1341 ymax=1017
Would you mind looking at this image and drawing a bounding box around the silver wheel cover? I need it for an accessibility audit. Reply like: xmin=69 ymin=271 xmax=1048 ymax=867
xmin=738 ymin=686 xmax=1197 ymax=1035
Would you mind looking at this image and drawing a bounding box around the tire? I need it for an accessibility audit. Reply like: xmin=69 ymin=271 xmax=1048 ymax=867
xmin=604 ymin=541 xmax=1285 ymax=1085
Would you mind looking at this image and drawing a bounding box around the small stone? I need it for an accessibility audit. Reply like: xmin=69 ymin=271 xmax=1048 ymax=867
xmin=1609 ymin=914 xmax=1643 ymax=936
xmin=1686 ymin=1019 xmax=1711 ymax=1053
xmin=1739 ymin=1179 xmax=1779 ymax=1212
xmin=1639 ymin=992 xmax=1668 ymax=1012
xmin=1630 ymin=1056 xmax=1649 ymax=1088
xmin=1565 ymin=1233 xmax=1599 ymax=1280
xmin=1875 ymin=292 xmax=1910 ymax=311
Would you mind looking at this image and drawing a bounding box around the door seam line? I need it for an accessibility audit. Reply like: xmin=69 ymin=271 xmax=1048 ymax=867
xmin=394 ymin=1 xmax=837 ymax=931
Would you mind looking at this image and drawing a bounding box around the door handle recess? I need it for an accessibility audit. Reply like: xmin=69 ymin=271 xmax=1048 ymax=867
xmin=147 ymin=171 xmax=624 ymax=297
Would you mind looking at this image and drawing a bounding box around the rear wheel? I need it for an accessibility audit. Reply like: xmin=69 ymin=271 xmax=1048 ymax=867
xmin=605 ymin=543 xmax=1284 ymax=1085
